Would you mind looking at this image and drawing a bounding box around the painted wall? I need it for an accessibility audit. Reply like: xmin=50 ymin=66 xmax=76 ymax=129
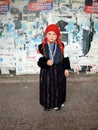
xmin=0 ymin=0 xmax=98 ymax=75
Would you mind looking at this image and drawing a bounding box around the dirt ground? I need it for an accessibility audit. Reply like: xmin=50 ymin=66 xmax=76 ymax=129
xmin=0 ymin=73 xmax=98 ymax=130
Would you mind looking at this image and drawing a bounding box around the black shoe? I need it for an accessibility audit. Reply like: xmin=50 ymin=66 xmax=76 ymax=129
xmin=44 ymin=107 xmax=50 ymax=111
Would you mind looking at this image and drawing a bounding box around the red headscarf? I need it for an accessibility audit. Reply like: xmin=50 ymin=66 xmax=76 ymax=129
xmin=42 ymin=24 xmax=64 ymax=53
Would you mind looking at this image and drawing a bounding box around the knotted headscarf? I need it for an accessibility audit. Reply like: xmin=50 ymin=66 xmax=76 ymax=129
xmin=42 ymin=24 xmax=64 ymax=53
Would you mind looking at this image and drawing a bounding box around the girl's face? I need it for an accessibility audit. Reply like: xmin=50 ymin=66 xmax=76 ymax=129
xmin=45 ymin=31 xmax=57 ymax=43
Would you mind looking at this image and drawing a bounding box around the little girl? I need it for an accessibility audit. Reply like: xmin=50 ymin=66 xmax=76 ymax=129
xmin=37 ymin=24 xmax=70 ymax=111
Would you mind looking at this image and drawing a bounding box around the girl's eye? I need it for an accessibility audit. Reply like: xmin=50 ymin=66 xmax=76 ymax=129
xmin=49 ymin=33 xmax=56 ymax=35
xmin=53 ymin=34 xmax=56 ymax=36
xmin=47 ymin=32 xmax=57 ymax=36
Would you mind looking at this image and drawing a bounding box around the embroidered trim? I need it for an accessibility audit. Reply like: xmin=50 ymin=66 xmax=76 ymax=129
xmin=47 ymin=42 xmax=57 ymax=60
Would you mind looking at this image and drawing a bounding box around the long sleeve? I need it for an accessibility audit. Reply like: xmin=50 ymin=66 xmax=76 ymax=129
xmin=37 ymin=44 xmax=49 ymax=68
xmin=37 ymin=57 xmax=50 ymax=68
xmin=62 ymin=57 xmax=71 ymax=70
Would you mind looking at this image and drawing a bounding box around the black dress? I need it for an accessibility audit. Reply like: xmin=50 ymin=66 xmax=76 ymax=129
xmin=37 ymin=43 xmax=70 ymax=109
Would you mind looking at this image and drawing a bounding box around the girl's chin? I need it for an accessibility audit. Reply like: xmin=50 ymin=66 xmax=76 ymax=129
xmin=49 ymin=40 xmax=55 ymax=43
xmin=49 ymin=41 xmax=55 ymax=44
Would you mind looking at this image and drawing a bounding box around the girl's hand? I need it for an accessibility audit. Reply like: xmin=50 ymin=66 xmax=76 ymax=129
xmin=47 ymin=60 xmax=54 ymax=66
xmin=64 ymin=70 xmax=69 ymax=77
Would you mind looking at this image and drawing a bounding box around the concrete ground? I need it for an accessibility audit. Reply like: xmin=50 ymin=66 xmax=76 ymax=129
xmin=0 ymin=73 xmax=98 ymax=130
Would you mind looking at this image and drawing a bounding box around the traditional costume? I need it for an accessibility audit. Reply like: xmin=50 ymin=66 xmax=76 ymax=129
xmin=37 ymin=24 xmax=70 ymax=110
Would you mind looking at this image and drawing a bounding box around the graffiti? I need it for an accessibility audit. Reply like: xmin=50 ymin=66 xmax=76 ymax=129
xmin=0 ymin=0 xmax=98 ymax=74
xmin=29 ymin=0 xmax=53 ymax=11
xmin=85 ymin=0 xmax=98 ymax=14
xmin=0 ymin=0 xmax=10 ymax=14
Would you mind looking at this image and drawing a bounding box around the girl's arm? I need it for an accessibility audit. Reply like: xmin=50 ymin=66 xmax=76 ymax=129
xmin=62 ymin=57 xmax=71 ymax=77
xmin=37 ymin=44 xmax=50 ymax=68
